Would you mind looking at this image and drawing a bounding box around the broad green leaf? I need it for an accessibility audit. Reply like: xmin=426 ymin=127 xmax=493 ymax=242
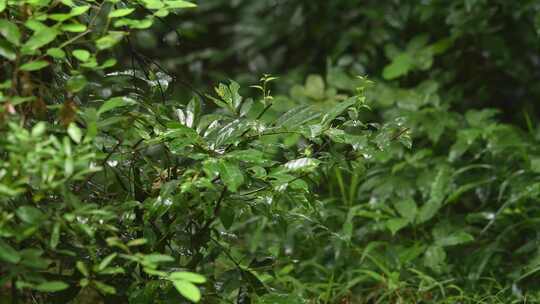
xmin=46 ymin=47 xmax=66 ymax=58
xmin=61 ymin=23 xmax=87 ymax=32
xmin=166 ymin=0 xmax=197 ymax=8
xmin=218 ymin=160 xmax=244 ymax=192
xmin=95 ymin=31 xmax=126 ymax=50
xmin=16 ymin=206 xmax=44 ymax=224
xmin=169 ymin=272 xmax=206 ymax=283
xmin=435 ymin=231 xmax=474 ymax=247
xmin=67 ymin=123 xmax=83 ymax=143
xmin=0 ymin=239 xmax=21 ymax=264
xmin=67 ymin=75 xmax=87 ymax=92
xmin=423 ymin=245 xmax=446 ymax=273
xmin=386 ymin=218 xmax=409 ymax=235
xmin=304 ymin=74 xmax=325 ymax=100
xmin=321 ymin=97 xmax=356 ymax=125
xmin=23 ymin=28 xmax=58 ymax=51
xmin=70 ymin=5 xmax=91 ymax=16
xmin=98 ymin=253 xmax=117 ymax=271
xmin=0 ymin=20 xmax=21 ymax=45
xmin=50 ymin=222 xmax=60 ymax=249
xmin=172 ymin=280 xmax=201 ymax=303
xmin=0 ymin=38 xmax=16 ymax=60
xmin=34 ymin=281 xmax=69 ymax=292
xmin=283 ymin=157 xmax=320 ymax=172
xmin=275 ymin=106 xmax=320 ymax=129
xmin=98 ymin=96 xmax=136 ymax=115
xmin=108 ymin=8 xmax=135 ymax=18
xmin=20 ymin=60 xmax=50 ymax=71
xmin=72 ymin=49 xmax=91 ymax=62
xmin=382 ymin=53 xmax=413 ymax=80
xmin=417 ymin=167 xmax=451 ymax=223
xmin=394 ymin=198 xmax=417 ymax=222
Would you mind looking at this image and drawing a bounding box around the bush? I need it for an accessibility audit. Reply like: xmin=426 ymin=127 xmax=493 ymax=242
xmin=2 ymin=1 xmax=540 ymax=303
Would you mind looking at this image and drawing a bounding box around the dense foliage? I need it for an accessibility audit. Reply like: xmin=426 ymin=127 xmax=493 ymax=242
xmin=1 ymin=1 xmax=540 ymax=303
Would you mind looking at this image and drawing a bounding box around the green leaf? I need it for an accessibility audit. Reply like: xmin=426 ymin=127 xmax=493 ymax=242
xmin=70 ymin=5 xmax=91 ymax=16
xmin=67 ymin=75 xmax=87 ymax=93
xmin=172 ymin=280 xmax=201 ymax=303
xmin=0 ymin=20 xmax=21 ymax=45
xmin=46 ymin=47 xmax=66 ymax=59
xmin=16 ymin=206 xmax=44 ymax=224
xmin=50 ymin=223 xmax=60 ymax=249
xmin=67 ymin=123 xmax=83 ymax=143
xmin=34 ymin=281 xmax=69 ymax=292
xmin=0 ymin=239 xmax=21 ymax=264
xmin=169 ymin=272 xmax=206 ymax=283
xmin=423 ymin=245 xmax=446 ymax=273
xmin=435 ymin=231 xmax=474 ymax=247
xmin=72 ymin=49 xmax=91 ymax=62
xmin=108 ymin=8 xmax=135 ymax=18
xmin=20 ymin=60 xmax=50 ymax=71
xmin=283 ymin=157 xmax=320 ymax=172
xmin=95 ymin=31 xmax=126 ymax=50
xmin=382 ymin=53 xmax=413 ymax=80
xmin=321 ymin=97 xmax=356 ymax=125
xmin=98 ymin=253 xmax=117 ymax=271
xmin=386 ymin=218 xmax=409 ymax=235
xmin=98 ymin=96 xmax=136 ymax=115
xmin=61 ymin=23 xmax=87 ymax=33
xmin=275 ymin=106 xmax=320 ymax=129
xmin=417 ymin=167 xmax=451 ymax=223
xmin=166 ymin=0 xmax=197 ymax=8
xmin=218 ymin=160 xmax=244 ymax=192
xmin=23 ymin=28 xmax=59 ymax=52
xmin=304 ymin=74 xmax=325 ymax=100
xmin=394 ymin=198 xmax=417 ymax=222
xmin=0 ymin=38 xmax=16 ymax=60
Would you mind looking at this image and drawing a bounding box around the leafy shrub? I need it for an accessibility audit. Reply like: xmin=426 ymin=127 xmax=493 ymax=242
xmin=0 ymin=1 xmax=412 ymax=303
xmin=2 ymin=1 xmax=540 ymax=303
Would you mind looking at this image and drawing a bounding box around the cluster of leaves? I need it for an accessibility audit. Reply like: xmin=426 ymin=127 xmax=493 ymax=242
xmin=0 ymin=1 xmax=415 ymax=303
xmin=3 ymin=0 xmax=540 ymax=303
xmin=130 ymin=0 xmax=540 ymax=302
